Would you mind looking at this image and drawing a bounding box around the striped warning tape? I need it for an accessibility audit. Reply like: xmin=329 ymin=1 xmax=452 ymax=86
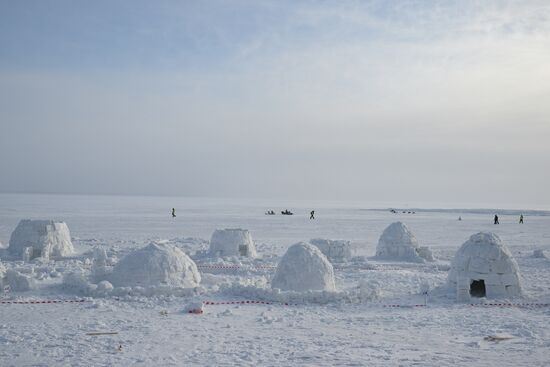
xmin=203 ymin=300 xmax=428 ymax=308
xmin=203 ymin=300 xmax=297 ymax=306
xmin=0 ymin=299 xmax=87 ymax=305
xmin=196 ymin=264 xmax=432 ymax=272
xmin=381 ymin=304 xmax=427 ymax=308
xmin=196 ymin=264 xmax=276 ymax=270
xmin=469 ymin=303 xmax=550 ymax=308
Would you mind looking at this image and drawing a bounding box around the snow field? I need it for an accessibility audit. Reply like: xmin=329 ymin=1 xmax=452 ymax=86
xmin=1 ymin=194 xmax=550 ymax=366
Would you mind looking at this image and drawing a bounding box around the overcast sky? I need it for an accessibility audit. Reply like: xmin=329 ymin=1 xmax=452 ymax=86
xmin=1 ymin=1 xmax=549 ymax=208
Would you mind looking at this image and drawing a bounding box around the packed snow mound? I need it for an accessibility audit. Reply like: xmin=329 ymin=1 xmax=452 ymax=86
xmin=375 ymin=222 xmax=433 ymax=262
xmin=5 ymin=269 xmax=35 ymax=292
xmin=8 ymin=219 xmax=74 ymax=260
xmin=110 ymin=242 xmax=200 ymax=288
xmin=448 ymin=232 xmax=522 ymax=301
xmin=310 ymin=238 xmax=352 ymax=262
xmin=209 ymin=229 xmax=257 ymax=258
xmin=272 ymin=242 xmax=336 ymax=292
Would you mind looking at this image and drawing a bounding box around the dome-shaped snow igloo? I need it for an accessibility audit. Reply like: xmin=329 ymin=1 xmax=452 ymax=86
xmin=209 ymin=229 xmax=257 ymax=258
xmin=375 ymin=222 xmax=433 ymax=262
xmin=448 ymin=232 xmax=522 ymax=301
xmin=8 ymin=219 xmax=74 ymax=260
xmin=110 ymin=243 xmax=201 ymax=288
xmin=271 ymin=242 xmax=336 ymax=292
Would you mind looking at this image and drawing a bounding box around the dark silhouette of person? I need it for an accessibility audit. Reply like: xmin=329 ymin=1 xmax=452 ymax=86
xmin=519 ymin=214 xmax=524 ymax=224
xmin=310 ymin=210 xmax=315 ymax=219
xmin=172 ymin=208 xmax=176 ymax=218
xmin=494 ymin=214 xmax=499 ymax=224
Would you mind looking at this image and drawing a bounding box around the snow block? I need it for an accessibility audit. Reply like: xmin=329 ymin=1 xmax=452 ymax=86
xmin=5 ymin=269 xmax=35 ymax=292
xmin=110 ymin=242 xmax=200 ymax=288
xmin=272 ymin=242 xmax=336 ymax=292
xmin=209 ymin=229 xmax=257 ymax=258
xmin=469 ymin=257 xmax=491 ymax=274
xmin=448 ymin=232 xmax=522 ymax=300
xmin=310 ymin=238 xmax=352 ymax=262
xmin=375 ymin=222 xmax=434 ymax=262
xmin=8 ymin=219 xmax=74 ymax=260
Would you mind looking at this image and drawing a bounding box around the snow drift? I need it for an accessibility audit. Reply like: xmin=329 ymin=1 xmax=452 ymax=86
xmin=110 ymin=242 xmax=201 ymax=288
xmin=8 ymin=219 xmax=74 ymax=260
xmin=209 ymin=229 xmax=257 ymax=258
xmin=448 ymin=232 xmax=522 ymax=301
xmin=375 ymin=222 xmax=433 ymax=262
xmin=271 ymin=242 xmax=336 ymax=292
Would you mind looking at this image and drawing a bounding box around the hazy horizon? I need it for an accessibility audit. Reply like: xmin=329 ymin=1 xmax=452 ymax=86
xmin=1 ymin=1 xmax=549 ymax=208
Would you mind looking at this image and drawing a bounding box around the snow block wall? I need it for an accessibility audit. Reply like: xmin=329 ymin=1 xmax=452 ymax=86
xmin=209 ymin=229 xmax=257 ymax=258
xmin=448 ymin=232 xmax=522 ymax=301
xmin=110 ymin=242 xmax=201 ymax=288
xmin=8 ymin=220 xmax=74 ymax=260
xmin=375 ymin=222 xmax=433 ymax=262
xmin=271 ymin=242 xmax=336 ymax=292
xmin=0 ymin=261 xmax=5 ymax=293
xmin=310 ymin=238 xmax=352 ymax=262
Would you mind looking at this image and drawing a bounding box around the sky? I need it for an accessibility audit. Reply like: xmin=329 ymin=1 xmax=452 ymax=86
xmin=0 ymin=0 xmax=549 ymax=208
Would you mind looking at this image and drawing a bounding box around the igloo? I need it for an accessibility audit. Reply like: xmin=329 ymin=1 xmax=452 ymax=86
xmin=110 ymin=243 xmax=201 ymax=288
xmin=375 ymin=222 xmax=433 ymax=262
xmin=448 ymin=232 xmax=522 ymax=301
xmin=209 ymin=229 xmax=257 ymax=258
xmin=8 ymin=219 xmax=74 ymax=260
xmin=310 ymin=238 xmax=352 ymax=262
xmin=271 ymin=242 xmax=336 ymax=292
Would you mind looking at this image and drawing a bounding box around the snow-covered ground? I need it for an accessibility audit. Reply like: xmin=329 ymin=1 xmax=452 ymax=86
xmin=1 ymin=193 xmax=550 ymax=366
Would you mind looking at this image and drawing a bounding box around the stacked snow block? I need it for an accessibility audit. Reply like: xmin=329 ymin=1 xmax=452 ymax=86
xmin=448 ymin=232 xmax=522 ymax=301
xmin=310 ymin=238 xmax=352 ymax=262
xmin=209 ymin=229 xmax=257 ymax=258
xmin=110 ymin=242 xmax=201 ymax=288
xmin=375 ymin=222 xmax=434 ymax=262
xmin=8 ymin=219 xmax=74 ymax=260
xmin=456 ymin=277 xmax=471 ymax=302
xmin=272 ymin=242 xmax=336 ymax=292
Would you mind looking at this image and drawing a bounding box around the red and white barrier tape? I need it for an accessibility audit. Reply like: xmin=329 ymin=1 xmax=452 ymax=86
xmin=469 ymin=303 xmax=550 ymax=308
xmin=0 ymin=299 xmax=87 ymax=305
xmin=381 ymin=304 xmax=426 ymax=308
xmin=196 ymin=264 xmax=431 ymax=272
xmin=203 ymin=300 xmax=297 ymax=306
xmin=196 ymin=264 xmax=276 ymax=270
xmin=201 ymin=300 xmax=550 ymax=309
xmin=202 ymin=300 xmax=429 ymax=308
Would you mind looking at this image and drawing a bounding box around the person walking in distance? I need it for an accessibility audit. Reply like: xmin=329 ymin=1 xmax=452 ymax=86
xmin=494 ymin=214 xmax=499 ymax=225
xmin=519 ymin=214 xmax=524 ymax=224
xmin=172 ymin=208 xmax=176 ymax=218
xmin=310 ymin=210 xmax=315 ymax=220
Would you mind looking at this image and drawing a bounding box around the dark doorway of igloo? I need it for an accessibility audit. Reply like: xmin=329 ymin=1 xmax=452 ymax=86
xmin=470 ymin=279 xmax=486 ymax=297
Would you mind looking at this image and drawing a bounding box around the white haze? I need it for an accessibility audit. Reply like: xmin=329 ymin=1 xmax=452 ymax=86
xmin=0 ymin=1 xmax=549 ymax=208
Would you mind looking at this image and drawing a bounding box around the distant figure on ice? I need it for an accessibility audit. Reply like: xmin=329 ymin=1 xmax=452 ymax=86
xmin=519 ymin=214 xmax=524 ymax=224
xmin=172 ymin=208 xmax=176 ymax=218
xmin=310 ymin=210 xmax=315 ymax=220
xmin=494 ymin=214 xmax=499 ymax=225
xmin=281 ymin=209 xmax=293 ymax=215
xmin=458 ymin=216 xmax=462 ymax=221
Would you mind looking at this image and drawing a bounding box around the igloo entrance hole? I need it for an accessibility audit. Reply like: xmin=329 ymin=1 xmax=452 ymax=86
xmin=470 ymin=279 xmax=486 ymax=298
xmin=238 ymin=244 xmax=249 ymax=257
